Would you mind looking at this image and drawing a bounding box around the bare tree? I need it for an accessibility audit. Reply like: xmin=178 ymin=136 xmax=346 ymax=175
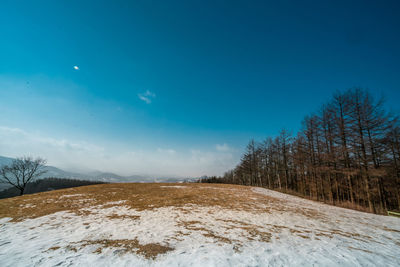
xmin=0 ymin=156 xmax=47 ymax=196
xmin=203 ymin=88 xmax=400 ymax=214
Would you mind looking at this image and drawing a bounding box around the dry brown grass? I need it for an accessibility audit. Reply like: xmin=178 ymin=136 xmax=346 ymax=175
xmin=70 ymin=239 xmax=173 ymax=259
xmin=47 ymin=246 xmax=60 ymax=251
xmin=242 ymin=227 xmax=272 ymax=242
xmin=176 ymin=215 xmax=273 ymax=244
xmin=312 ymin=228 xmax=375 ymax=243
xmin=106 ymin=214 xmax=141 ymax=220
xmin=347 ymin=246 xmax=373 ymax=254
xmin=177 ymin=220 xmax=233 ymax=244
xmin=381 ymin=226 xmax=400 ymax=233
xmin=0 ymin=183 xmax=277 ymax=222
xmin=0 ymin=183 xmax=282 ymax=258
xmin=1 ymin=183 xmax=393 ymax=260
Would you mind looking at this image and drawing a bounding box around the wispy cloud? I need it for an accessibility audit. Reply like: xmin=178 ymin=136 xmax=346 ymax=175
xmin=0 ymin=126 xmax=102 ymax=153
xmin=157 ymin=148 xmax=176 ymax=155
xmin=0 ymin=126 xmax=104 ymax=171
xmin=138 ymin=90 xmax=156 ymax=104
xmin=216 ymin=143 xmax=231 ymax=152
xmin=0 ymin=126 xmax=239 ymax=177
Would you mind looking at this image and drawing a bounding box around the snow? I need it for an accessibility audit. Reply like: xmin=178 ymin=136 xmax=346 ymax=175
xmin=0 ymin=186 xmax=399 ymax=266
xmin=159 ymin=185 xmax=187 ymax=189
xmin=58 ymin=194 xmax=84 ymax=199
xmin=19 ymin=203 xmax=36 ymax=208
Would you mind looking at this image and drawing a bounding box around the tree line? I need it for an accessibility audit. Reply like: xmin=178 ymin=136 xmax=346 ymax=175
xmin=0 ymin=177 xmax=106 ymax=199
xmin=0 ymin=156 xmax=106 ymax=198
xmin=202 ymin=88 xmax=400 ymax=214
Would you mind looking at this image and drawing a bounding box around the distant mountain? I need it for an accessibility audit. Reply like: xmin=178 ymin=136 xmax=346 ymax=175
xmin=0 ymin=155 xmax=195 ymax=190
xmin=0 ymin=155 xmax=13 ymax=167
xmin=0 ymin=156 xmax=16 ymax=190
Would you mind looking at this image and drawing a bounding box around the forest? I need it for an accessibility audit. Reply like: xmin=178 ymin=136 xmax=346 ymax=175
xmin=201 ymin=88 xmax=400 ymax=214
xmin=0 ymin=178 xmax=105 ymax=199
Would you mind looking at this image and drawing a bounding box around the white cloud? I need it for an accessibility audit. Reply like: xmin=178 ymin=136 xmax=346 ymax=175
xmin=216 ymin=143 xmax=231 ymax=152
xmin=138 ymin=95 xmax=151 ymax=104
xmin=0 ymin=126 xmax=239 ymax=177
xmin=0 ymin=126 xmax=102 ymax=153
xmin=0 ymin=126 xmax=104 ymax=171
xmin=157 ymin=148 xmax=176 ymax=155
xmin=138 ymin=90 xmax=156 ymax=104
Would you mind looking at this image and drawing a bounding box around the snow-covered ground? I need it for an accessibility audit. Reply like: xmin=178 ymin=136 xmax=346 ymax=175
xmin=0 ymin=185 xmax=399 ymax=266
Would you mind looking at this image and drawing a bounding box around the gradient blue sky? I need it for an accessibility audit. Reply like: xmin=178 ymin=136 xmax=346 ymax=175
xmin=1 ymin=0 xmax=400 ymax=176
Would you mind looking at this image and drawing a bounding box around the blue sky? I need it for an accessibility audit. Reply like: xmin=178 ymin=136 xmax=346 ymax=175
xmin=1 ymin=0 xmax=400 ymax=176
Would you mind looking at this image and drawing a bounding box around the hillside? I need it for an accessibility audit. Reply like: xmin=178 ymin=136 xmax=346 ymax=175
xmin=0 ymin=183 xmax=399 ymax=266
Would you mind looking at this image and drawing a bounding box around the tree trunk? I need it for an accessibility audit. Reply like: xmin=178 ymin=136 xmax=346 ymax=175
xmin=347 ymin=174 xmax=354 ymax=204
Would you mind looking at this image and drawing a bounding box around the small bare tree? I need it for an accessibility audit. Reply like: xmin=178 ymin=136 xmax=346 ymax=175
xmin=0 ymin=156 xmax=47 ymax=196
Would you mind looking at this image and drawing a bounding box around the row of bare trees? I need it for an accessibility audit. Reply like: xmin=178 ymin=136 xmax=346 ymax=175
xmin=203 ymin=88 xmax=400 ymax=213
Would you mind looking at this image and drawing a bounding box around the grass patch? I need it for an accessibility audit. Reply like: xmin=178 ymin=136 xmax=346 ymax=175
xmin=0 ymin=183 xmax=277 ymax=222
xmin=75 ymin=239 xmax=173 ymax=259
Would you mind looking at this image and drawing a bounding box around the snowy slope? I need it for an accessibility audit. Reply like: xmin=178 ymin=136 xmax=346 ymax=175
xmin=0 ymin=184 xmax=399 ymax=267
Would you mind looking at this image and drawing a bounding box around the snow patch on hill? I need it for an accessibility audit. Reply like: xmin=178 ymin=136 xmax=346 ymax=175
xmin=0 ymin=186 xmax=399 ymax=266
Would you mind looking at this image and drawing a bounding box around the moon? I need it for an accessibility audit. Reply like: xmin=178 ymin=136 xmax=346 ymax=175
xmin=73 ymin=66 xmax=79 ymax=70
